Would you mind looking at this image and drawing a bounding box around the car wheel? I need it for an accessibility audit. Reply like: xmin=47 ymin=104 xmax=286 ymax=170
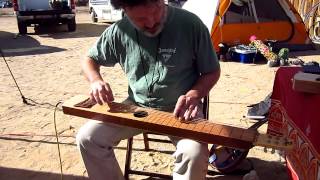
xmin=18 ymin=21 xmax=27 ymax=34
xmin=67 ymin=18 xmax=76 ymax=32
xmin=91 ymin=10 xmax=98 ymax=23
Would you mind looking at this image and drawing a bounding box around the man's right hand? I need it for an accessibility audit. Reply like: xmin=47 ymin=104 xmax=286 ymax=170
xmin=89 ymin=80 xmax=114 ymax=105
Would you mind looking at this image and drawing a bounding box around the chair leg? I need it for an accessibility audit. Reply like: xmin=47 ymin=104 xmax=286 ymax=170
xmin=124 ymin=137 xmax=133 ymax=180
xmin=203 ymin=95 xmax=209 ymax=119
xmin=142 ymin=133 xmax=150 ymax=151
xmin=124 ymin=95 xmax=210 ymax=179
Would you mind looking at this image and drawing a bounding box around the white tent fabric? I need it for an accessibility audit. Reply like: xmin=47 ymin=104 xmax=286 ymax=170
xmin=278 ymin=0 xmax=298 ymax=23
xmin=182 ymin=0 xmax=220 ymax=33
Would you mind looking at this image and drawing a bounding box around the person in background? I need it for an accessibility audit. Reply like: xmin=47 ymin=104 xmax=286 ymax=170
xmin=168 ymin=0 xmax=187 ymax=8
xmin=76 ymin=0 xmax=220 ymax=179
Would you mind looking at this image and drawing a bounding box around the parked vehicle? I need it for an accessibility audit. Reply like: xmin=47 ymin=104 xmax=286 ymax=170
xmin=13 ymin=0 xmax=76 ymax=34
xmin=0 ymin=1 xmax=5 ymax=8
xmin=0 ymin=0 xmax=12 ymax=8
xmin=89 ymin=0 xmax=122 ymax=23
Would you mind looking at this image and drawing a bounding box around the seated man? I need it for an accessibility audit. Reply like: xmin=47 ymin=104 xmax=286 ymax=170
xmin=76 ymin=0 xmax=221 ymax=179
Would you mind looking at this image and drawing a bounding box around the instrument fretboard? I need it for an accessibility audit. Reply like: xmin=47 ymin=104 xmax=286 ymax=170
xmin=62 ymin=95 xmax=257 ymax=149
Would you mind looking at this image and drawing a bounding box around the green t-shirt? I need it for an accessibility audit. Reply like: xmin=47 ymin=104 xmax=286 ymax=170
xmin=88 ymin=6 xmax=220 ymax=110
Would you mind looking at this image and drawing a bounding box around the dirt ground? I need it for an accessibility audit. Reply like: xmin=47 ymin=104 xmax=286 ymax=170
xmin=1 ymin=7 xmax=319 ymax=180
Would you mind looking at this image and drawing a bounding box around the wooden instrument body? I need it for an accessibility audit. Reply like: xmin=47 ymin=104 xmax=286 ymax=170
xmin=62 ymin=95 xmax=292 ymax=150
xmin=293 ymin=72 xmax=320 ymax=94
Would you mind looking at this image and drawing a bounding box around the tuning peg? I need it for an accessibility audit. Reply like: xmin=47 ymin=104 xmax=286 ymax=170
xmin=271 ymin=148 xmax=275 ymax=154
xmin=264 ymin=147 xmax=268 ymax=153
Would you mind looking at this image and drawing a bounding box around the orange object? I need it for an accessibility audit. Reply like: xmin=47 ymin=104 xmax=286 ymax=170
xmin=62 ymin=95 xmax=293 ymax=150
xmin=208 ymin=0 xmax=312 ymax=52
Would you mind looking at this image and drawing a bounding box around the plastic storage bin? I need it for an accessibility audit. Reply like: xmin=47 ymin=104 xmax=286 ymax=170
xmin=229 ymin=45 xmax=258 ymax=63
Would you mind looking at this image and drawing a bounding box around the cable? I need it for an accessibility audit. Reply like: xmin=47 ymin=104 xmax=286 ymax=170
xmin=0 ymin=49 xmax=64 ymax=108
xmin=303 ymin=2 xmax=320 ymax=23
xmin=54 ymin=101 xmax=64 ymax=180
xmin=302 ymin=2 xmax=320 ymax=40
xmin=0 ymin=132 xmax=74 ymax=138
xmin=2 ymin=48 xmax=71 ymax=179
xmin=0 ymin=48 xmax=29 ymax=104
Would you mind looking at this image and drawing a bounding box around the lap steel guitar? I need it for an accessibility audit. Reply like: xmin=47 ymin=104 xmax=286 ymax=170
xmin=62 ymin=95 xmax=292 ymax=151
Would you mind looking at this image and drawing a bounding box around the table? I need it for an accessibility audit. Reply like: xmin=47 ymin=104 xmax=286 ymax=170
xmin=267 ymin=67 xmax=320 ymax=180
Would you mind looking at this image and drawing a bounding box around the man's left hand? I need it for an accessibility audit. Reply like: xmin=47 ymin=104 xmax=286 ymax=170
xmin=173 ymin=95 xmax=201 ymax=121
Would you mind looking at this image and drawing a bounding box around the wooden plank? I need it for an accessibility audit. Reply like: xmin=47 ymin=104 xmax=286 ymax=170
xmin=241 ymin=130 xmax=257 ymax=142
xmin=210 ymin=124 xmax=224 ymax=135
xmin=172 ymin=119 xmax=181 ymax=128
xmin=161 ymin=117 xmax=171 ymax=126
xmin=185 ymin=121 xmax=196 ymax=131
xmin=220 ymin=126 xmax=233 ymax=137
xmin=166 ymin=117 xmax=177 ymax=128
xmin=62 ymin=95 xmax=289 ymax=150
xmin=150 ymin=114 xmax=166 ymax=125
xmin=229 ymin=127 xmax=244 ymax=139
xmin=180 ymin=122 xmax=188 ymax=129
xmin=202 ymin=123 xmax=214 ymax=134
xmin=193 ymin=122 xmax=206 ymax=132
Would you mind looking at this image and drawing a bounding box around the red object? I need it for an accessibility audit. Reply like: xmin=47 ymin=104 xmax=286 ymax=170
xmin=13 ymin=0 xmax=18 ymax=11
xmin=70 ymin=0 xmax=75 ymax=9
xmin=267 ymin=67 xmax=320 ymax=180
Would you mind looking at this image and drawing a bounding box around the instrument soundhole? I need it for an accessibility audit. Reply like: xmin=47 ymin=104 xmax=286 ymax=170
xmin=134 ymin=110 xmax=148 ymax=118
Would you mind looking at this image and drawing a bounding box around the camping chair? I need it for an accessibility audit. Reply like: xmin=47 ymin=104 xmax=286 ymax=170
xmin=124 ymin=96 xmax=210 ymax=179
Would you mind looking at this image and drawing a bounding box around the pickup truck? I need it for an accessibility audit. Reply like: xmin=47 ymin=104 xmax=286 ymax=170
xmin=13 ymin=0 xmax=76 ymax=34
xmin=89 ymin=0 xmax=122 ymax=23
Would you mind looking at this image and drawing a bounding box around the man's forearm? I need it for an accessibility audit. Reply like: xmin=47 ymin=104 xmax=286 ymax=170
xmin=81 ymin=57 xmax=103 ymax=83
xmin=186 ymin=68 xmax=221 ymax=100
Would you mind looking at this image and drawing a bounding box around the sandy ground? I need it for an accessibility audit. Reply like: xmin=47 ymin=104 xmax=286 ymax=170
xmin=1 ymin=7 xmax=319 ymax=180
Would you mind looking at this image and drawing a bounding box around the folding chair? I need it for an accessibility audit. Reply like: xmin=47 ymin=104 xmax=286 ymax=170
xmin=124 ymin=96 xmax=210 ymax=179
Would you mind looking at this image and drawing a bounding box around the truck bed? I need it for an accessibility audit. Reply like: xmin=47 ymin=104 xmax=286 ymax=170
xmin=18 ymin=9 xmax=73 ymax=16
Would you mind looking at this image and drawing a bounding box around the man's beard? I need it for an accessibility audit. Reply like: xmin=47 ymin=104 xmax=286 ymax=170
xmin=126 ymin=6 xmax=167 ymax=37
xmin=134 ymin=21 xmax=164 ymax=37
